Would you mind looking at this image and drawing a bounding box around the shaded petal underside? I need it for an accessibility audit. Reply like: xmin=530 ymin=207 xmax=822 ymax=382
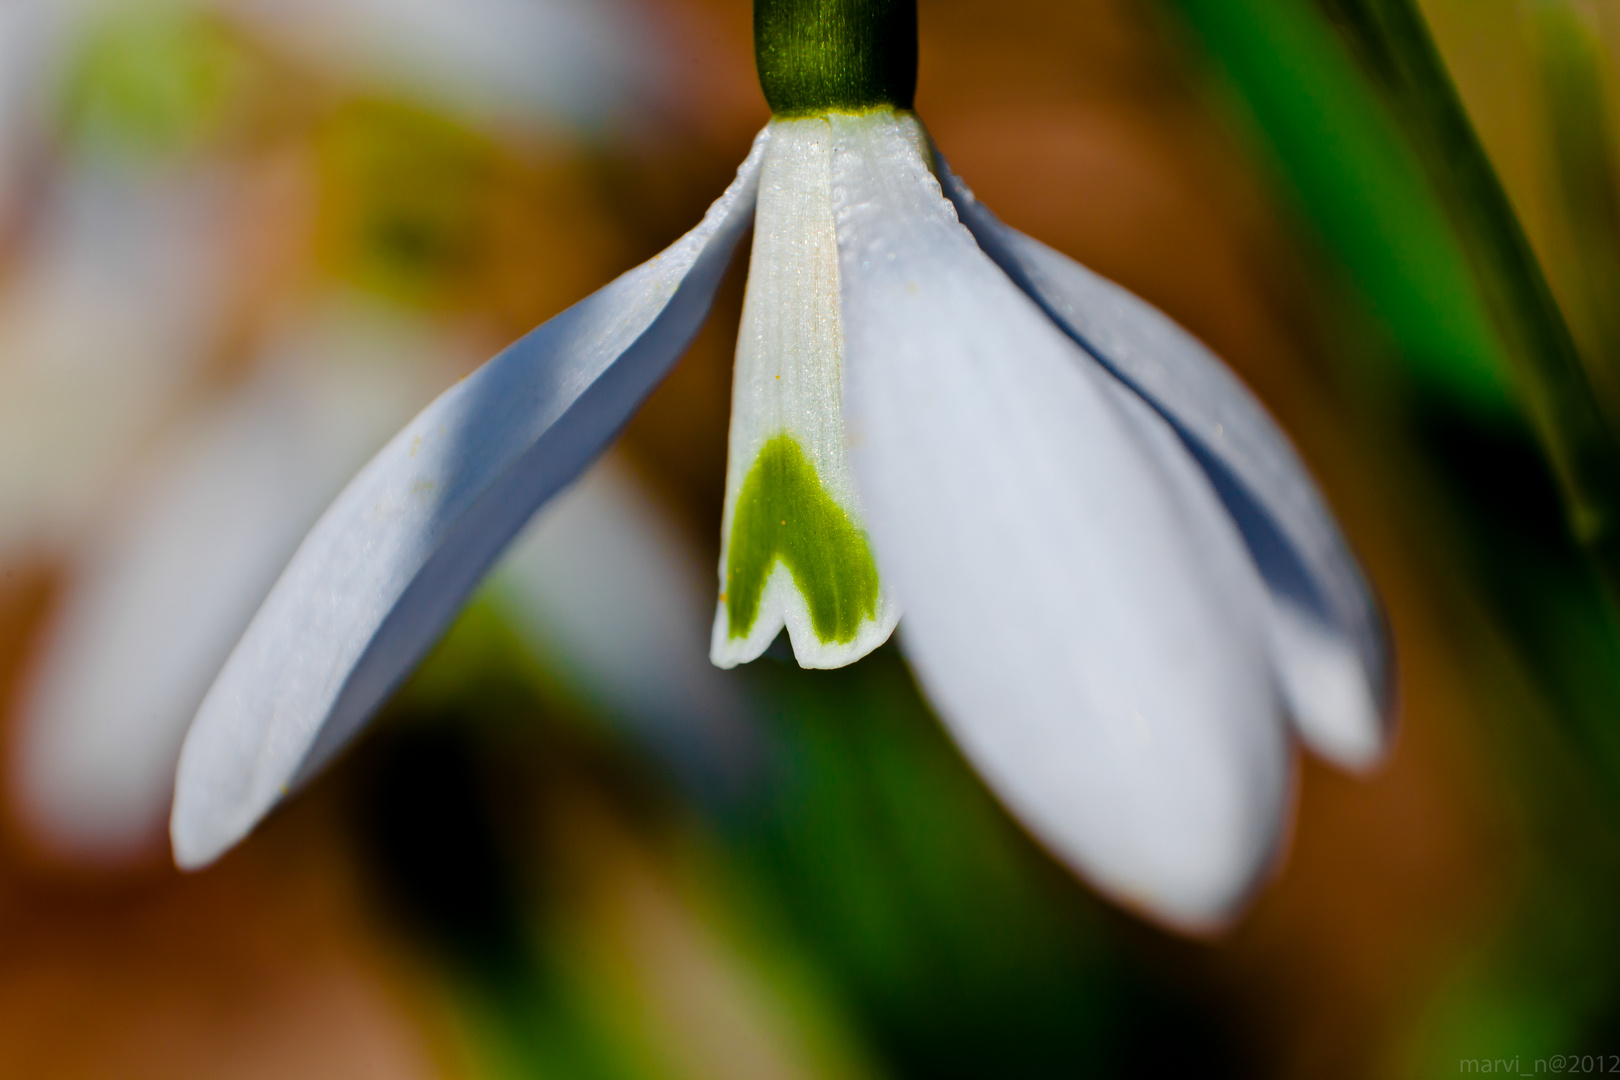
xmin=170 ymin=129 xmax=769 ymax=868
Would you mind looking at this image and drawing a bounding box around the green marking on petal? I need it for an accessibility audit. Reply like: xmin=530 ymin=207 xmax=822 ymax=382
xmin=726 ymin=433 xmax=880 ymax=644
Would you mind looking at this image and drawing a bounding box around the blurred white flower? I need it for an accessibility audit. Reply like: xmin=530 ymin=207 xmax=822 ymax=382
xmin=229 ymin=0 xmax=663 ymax=134
xmin=0 ymin=0 xmax=79 ymax=222
xmin=0 ymin=172 xmax=230 ymax=552
xmin=11 ymin=300 xmax=451 ymax=858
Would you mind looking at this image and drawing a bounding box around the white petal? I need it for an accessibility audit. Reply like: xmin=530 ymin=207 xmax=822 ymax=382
xmin=712 ymin=116 xmax=898 ymax=670
xmin=13 ymin=307 xmax=445 ymax=861
xmin=169 ymin=130 xmax=768 ymax=869
xmin=937 ymin=161 xmax=1392 ymax=770
xmin=0 ymin=172 xmax=229 ymax=551
xmin=831 ymin=110 xmax=1291 ymax=932
xmin=0 ymin=0 xmax=88 ymax=220
xmin=0 ymin=1 xmax=49 ymax=221
xmin=494 ymin=452 xmax=761 ymax=796
xmin=232 ymin=0 xmax=657 ymax=133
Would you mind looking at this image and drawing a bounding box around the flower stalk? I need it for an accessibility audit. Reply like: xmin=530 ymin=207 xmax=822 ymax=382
xmin=754 ymin=0 xmax=917 ymax=114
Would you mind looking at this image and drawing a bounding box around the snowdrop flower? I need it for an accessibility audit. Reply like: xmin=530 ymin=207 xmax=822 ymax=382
xmin=173 ymin=0 xmax=1393 ymax=932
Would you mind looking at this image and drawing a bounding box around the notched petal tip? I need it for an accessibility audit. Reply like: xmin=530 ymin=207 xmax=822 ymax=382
xmin=708 ymin=569 xmax=899 ymax=672
xmin=712 ymin=432 xmax=897 ymax=670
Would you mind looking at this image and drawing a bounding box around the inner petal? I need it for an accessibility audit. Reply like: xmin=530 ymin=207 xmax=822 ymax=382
xmin=711 ymin=115 xmax=898 ymax=670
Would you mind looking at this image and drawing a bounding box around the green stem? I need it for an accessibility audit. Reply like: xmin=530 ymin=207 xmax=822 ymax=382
xmin=754 ymin=0 xmax=917 ymax=115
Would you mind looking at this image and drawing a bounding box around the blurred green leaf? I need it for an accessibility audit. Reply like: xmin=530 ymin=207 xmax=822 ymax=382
xmin=1166 ymin=0 xmax=1620 ymax=593
xmin=1535 ymin=2 xmax=1620 ymax=431
xmin=1163 ymin=0 xmax=1513 ymax=415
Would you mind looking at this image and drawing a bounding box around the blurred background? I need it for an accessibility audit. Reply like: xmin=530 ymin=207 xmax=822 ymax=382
xmin=0 ymin=0 xmax=1616 ymax=1076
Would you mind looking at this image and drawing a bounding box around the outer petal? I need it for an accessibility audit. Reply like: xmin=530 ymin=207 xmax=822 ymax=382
xmin=14 ymin=313 xmax=442 ymax=861
xmin=937 ymin=161 xmax=1393 ymax=770
xmin=831 ymin=111 xmax=1290 ymax=932
xmin=170 ymin=130 xmax=767 ymax=869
